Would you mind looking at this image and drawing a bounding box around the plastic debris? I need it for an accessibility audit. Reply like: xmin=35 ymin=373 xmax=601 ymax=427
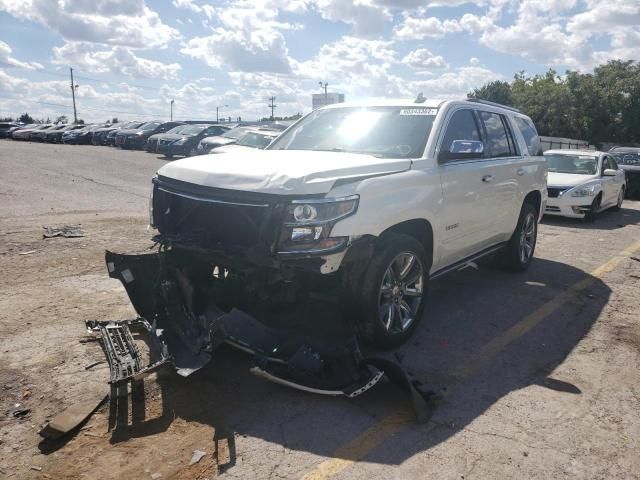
xmin=189 ymin=450 xmax=207 ymax=466
xmin=42 ymin=224 xmax=85 ymax=239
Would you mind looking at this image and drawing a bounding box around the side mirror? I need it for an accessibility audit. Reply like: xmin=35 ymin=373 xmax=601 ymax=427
xmin=439 ymin=139 xmax=484 ymax=163
xmin=603 ymin=168 xmax=617 ymax=176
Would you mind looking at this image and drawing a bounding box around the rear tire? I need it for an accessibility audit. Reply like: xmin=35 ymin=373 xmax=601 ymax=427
xmin=499 ymin=202 xmax=538 ymax=272
xmin=357 ymin=233 xmax=429 ymax=349
xmin=612 ymin=187 xmax=624 ymax=211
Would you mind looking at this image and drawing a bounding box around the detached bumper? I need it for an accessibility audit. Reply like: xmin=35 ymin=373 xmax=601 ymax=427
xmin=90 ymin=250 xmax=440 ymax=423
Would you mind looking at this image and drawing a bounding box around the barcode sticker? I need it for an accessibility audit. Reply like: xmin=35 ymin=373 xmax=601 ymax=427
xmin=400 ymin=108 xmax=438 ymax=116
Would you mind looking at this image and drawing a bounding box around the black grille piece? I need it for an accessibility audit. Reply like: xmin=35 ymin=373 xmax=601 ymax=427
xmin=152 ymin=176 xmax=283 ymax=251
xmin=547 ymin=186 xmax=570 ymax=198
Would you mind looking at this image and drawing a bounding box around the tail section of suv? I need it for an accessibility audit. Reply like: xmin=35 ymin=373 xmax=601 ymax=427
xmin=107 ymin=98 xmax=546 ymax=388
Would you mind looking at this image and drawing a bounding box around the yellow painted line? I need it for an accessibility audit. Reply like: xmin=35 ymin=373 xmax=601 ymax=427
xmin=301 ymin=238 xmax=640 ymax=480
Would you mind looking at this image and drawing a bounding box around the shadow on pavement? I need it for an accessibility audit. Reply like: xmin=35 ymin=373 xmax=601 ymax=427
xmin=103 ymin=254 xmax=610 ymax=468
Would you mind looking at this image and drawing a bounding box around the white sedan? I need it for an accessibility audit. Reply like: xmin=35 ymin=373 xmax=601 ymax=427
xmin=544 ymin=149 xmax=626 ymax=221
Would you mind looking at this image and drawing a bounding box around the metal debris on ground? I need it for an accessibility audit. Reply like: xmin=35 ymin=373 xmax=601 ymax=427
xmin=18 ymin=250 xmax=37 ymax=255
xmin=189 ymin=450 xmax=207 ymax=466
xmin=29 ymin=465 xmax=42 ymax=471
xmin=42 ymin=224 xmax=85 ymax=239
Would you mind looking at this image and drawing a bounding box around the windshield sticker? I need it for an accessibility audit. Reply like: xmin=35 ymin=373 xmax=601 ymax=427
xmin=400 ymin=108 xmax=438 ymax=116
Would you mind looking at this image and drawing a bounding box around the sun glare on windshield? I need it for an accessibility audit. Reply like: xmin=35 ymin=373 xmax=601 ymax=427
xmin=338 ymin=111 xmax=383 ymax=144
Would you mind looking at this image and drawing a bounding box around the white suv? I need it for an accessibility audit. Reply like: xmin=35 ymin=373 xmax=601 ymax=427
xmin=142 ymin=98 xmax=547 ymax=350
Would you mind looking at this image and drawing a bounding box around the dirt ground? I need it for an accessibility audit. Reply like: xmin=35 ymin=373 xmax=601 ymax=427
xmin=1 ymin=141 xmax=639 ymax=480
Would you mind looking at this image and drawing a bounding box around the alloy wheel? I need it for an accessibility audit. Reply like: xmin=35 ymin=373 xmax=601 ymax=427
xmin=378 ymin=252 xmax=424 ymax=334
xmin=519 ymin=212 xmax=536 ymax=264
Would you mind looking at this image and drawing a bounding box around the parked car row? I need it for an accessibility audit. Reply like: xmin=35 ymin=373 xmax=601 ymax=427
xmin=4 ymin=119 xmax=290 ymax=160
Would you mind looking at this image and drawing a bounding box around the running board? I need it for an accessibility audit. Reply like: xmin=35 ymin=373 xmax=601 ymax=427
xmin=430 ymin=243 xmax=506 ymax=281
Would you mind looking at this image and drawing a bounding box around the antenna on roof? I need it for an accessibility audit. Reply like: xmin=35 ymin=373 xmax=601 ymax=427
xmin=414 ymin=92 xmax=426 ymax=104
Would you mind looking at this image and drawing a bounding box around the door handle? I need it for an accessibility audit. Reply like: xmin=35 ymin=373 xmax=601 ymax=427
xmin=517 ymin=168 xmax=525 ymax=176
xmin=482 ymin=175 xmax=493 ymax=183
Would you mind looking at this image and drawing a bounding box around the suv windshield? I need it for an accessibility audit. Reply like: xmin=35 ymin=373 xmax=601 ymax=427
xmin=237 ymin=132 xmax=275 ymax=149
xmin=166 ymin=125 xmax=189 ymax=134
xmin=221 ymin=127 xmax=249 ymax=139
xmin=268 ymin=106 xmax=438 ymax=158
xmin=544 ymin=154 xmax=598 ymax=174
xmin=140 ymin=122 xmax=161 ymax=131
xmin=181 ymin=125 xmax=207 ymax=135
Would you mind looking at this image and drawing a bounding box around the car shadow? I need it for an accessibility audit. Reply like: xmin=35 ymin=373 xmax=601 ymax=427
xmin=103 ymin=255 xmax=610 ymax=471
xmin=541 ymin=203 xmax=640 ymax=230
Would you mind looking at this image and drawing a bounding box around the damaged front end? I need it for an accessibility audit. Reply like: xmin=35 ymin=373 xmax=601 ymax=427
xmin=87 ymin=176 xmax=440 ymax=422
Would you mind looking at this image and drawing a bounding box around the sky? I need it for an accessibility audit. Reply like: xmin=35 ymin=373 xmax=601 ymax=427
xmin=0 ymin=0 xmax=638 ymax=123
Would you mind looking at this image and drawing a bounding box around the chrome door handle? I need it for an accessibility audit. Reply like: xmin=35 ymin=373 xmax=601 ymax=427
xmin=517 ymin=168 xmax=525 ymax=176
xmin=482 ymin=175 xmax=493 ymax=182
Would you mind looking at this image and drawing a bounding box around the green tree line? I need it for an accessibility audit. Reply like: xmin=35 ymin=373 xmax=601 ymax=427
xmin=469 ymin=60 xmax=640 ymax=146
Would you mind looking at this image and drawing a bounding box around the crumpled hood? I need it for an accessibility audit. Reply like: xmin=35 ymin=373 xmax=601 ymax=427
xmin=157 ymin=149 xmax=412 ymax=195
xmin=548 ymin=172 xmax=599 ymax=187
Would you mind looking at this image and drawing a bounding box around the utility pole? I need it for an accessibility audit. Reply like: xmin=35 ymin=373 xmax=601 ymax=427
xmin=268 ymin=96 xmax=277 ymax=120
xmin=216 ymin=104 xmax=228 ymax=123
xmin=70 ymin=67 xmax=78 ymax=123
xmin=319 ymin=81 xmax=328 ymax=100
xmin=170 ymin=99 xmax=174 ymax=121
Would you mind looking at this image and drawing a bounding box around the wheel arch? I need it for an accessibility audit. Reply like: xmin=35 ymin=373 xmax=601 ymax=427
xmin=523 ymin=190 xmax=542 ymax=217
xmin=378 ymin=219 xmax=434 ymax=269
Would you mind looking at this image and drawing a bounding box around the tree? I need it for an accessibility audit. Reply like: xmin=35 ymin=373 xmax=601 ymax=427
xmin=111 ymin=117 xmax=118 ymax=123
xmin=55 ymin=115 xmax=68 ymax=124
xmin=19 ymin=113 xmax=34 ymax=124
xmin=468 ymin=80 xmax=513 ymax=106
xmin=76 ymin=119 xmax=85 ymax=124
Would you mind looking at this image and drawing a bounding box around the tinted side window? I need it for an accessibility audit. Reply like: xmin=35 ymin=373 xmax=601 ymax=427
xmin=513 ymin=116 xmax=541 ymax=156
xmin=478 ymin=111 xmax=513 ymax=158
xmin=441 ymin=109 xmax=481 ymax=154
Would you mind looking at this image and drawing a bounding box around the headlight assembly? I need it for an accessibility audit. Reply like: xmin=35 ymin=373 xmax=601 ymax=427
xmin=570 ymin=184 xmax=597 ymax=197
xmin=278 ymin=195 xmax=359 ymax=256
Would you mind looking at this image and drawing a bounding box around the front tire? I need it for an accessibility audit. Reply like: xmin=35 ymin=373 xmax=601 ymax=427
xmin=358 ymin=233 xmax=429 ymax=349
xmin=584 ymin=193 xmax=602 ymax=222
xmin=499 ymin=202 xmax=538 ymax=272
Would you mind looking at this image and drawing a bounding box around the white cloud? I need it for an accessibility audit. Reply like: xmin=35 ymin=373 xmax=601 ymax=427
xmin=410 ymin=64 xmax=502 ymax=99
xmin=394 ymin=15 xmax=462 ymax=39
xmin=0 ymin=0 xmax=180 ymax=48
xmin=180 ymin=1 xmax=300 ymax=73
xmin=52 ymin=43 xmax=181 ymax=80
xmin=0 ymin=40 xmax=42 ymax=69
xmin=314 ymin=0 xmax=392 ymax=37
xmin=401 ymin=48 xmax=449 ymax=72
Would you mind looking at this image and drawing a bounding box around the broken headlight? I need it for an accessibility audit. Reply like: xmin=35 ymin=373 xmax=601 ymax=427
xmin=278 ymin=195 xmax=359 ymax=255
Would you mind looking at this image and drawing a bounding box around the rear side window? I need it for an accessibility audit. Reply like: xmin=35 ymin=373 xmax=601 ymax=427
xmin=478 ymin=111 xmax=515 ymax=158
xmin=441 ymin=109 xmax=481 ymax=150
xmin=513 ymin=116 xmax=541 ymax=156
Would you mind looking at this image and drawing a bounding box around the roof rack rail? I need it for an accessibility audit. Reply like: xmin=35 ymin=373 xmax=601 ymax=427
xmin=466 ymin=98 xmax=521 ymax=113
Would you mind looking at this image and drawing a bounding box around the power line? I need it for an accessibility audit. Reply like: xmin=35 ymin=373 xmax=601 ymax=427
xmin=0 ymin=95 xmax=166 ymax=118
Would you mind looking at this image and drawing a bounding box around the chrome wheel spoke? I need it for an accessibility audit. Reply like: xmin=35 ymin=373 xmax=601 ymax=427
xmin=403 ymin=286 xmax=422 ymax=297
xmin=397 ymin=254 xmax=416 ymax=280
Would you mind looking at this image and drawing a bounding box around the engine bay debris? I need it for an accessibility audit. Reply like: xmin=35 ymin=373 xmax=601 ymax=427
xmin=88 ymin=249 xmax=442 ymax=423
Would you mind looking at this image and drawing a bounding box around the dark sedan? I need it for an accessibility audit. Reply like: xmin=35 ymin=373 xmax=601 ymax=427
xmin=46 ymin=124 xmax=85 ymax=143
xmin=146 ymin=124 xmax=190 ymax=153
xmin=156 ymin=124 xmax=229 ymax=158
xmin=195 ymin=126 xmax=249 ymax=155
xmin=0 ymin=122 xmax=21 ymax=139
xmin=31 ymin=124 xmax=67 ymax=142
xmin=115 ymin=121 xmax=183 ymax=150
xmin=104 ymin=122 xmax=145 ymax=146
xmin=92 ymin=121 xmax=139 ymax=145
xmin=62 ymin=124 xmax=105 ymax=145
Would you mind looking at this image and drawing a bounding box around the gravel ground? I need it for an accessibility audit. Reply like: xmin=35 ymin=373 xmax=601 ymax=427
xmin=1 ymin=141 xmax=639 ymax=480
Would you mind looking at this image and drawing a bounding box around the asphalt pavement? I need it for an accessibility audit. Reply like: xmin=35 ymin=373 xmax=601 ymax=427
xmin=1 ymin=141 xmax=639 ymax=480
